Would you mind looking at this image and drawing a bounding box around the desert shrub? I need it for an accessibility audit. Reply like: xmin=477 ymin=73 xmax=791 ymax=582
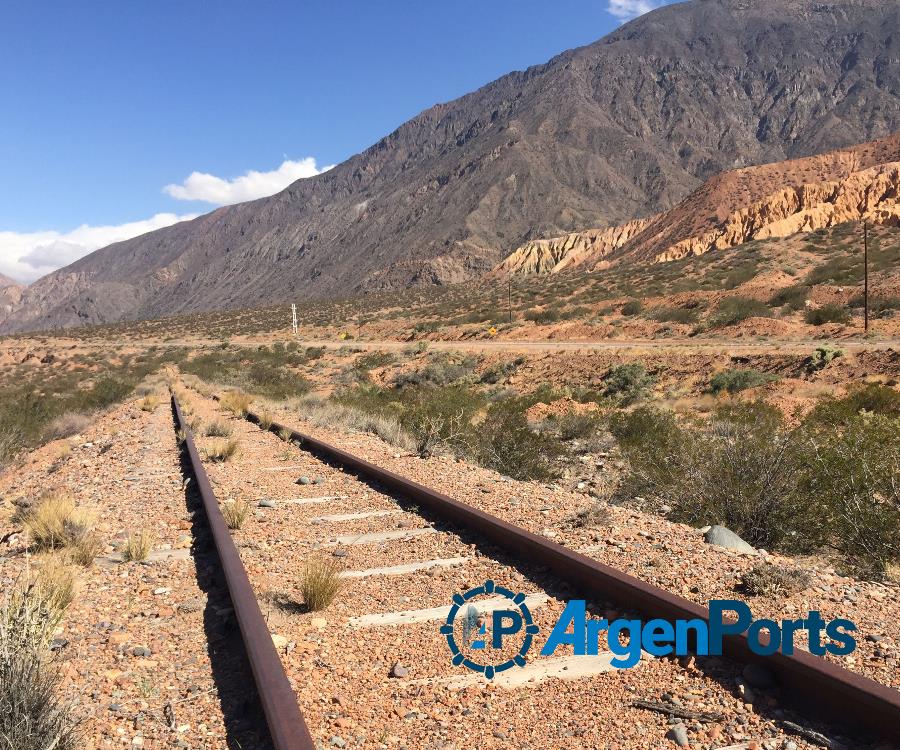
xmin=32 ymin=557 xmax=77 ymax=613
xmin=524 ymin=307 xmax=561 ymax=324
xmin=278 ymin=427 xmax=294 ymax=442
xmin=848 ymin=295 xmax=900 ymax=318
xmin=42 ymin=412 xmax=91 ymax=442
xmin=738 ymin=564 xmax=812 ymax=597
xmin=23 ymin=492 xmax=94 ymax=552
xmin=257 ymin=411 xmax=274 ymax=430
xmin=300 ymin=556 xmax=344 ymax=611
xmin=649 ymin=306 xmax=698 ymax=324
xmin=122 ymin=530 xmax=154 ymax=562
xmin=603 ymin=363 xmax=653 ymax=405
xmin=800 ymin=414 xmax=899 ymax=575
xmin=473 ymin=399 xmax=565 ymax=481
xmin=806 ymin=345 xmax=843 ymax=373
xmin=204 ymin=420 xmax=232 ymax=437
xmin=572 ymin=503 xmax=613 ymax=528
xmin=204 ymin=438 xmax=239 ymax=462
xmin=769 ymin=284 xmax=810 ymax=311
xmin=807 ymin=383 xmax=900 ymax=425
xmin=805 ymin=304 xmax=850 ymax=326
xmin=222 ymin=500 xmax=251 ymax=530
xmin=138 ymin=394 xmax=161 ymax=412
xmin=555 ymin=412 xmax=602 ymax=440
xmin=300 ymin=396 xmax=416 ymax=452
xmin=0 ymin=578 xmax=80 ymax=750
xmin=611 ymin=403 xmax=819 ymax=550
xmin=709 ymin=296 xmax=772 ymax=327
xmin=398 ymin=386 xmax=483 ymax=458
xmin=220 ymin=391 xmax=252 ymax=417
xmin=68 ymin=531 xmax=103 ymax=567
xmin=621 ymin=299 xmax=643 ymax=316
xmin=708 ymin=368 xmax=778 ymax=395
xmin=393 ymin=352 xmax=478 ymax=388
xmin=354 ymin=351 xmax=396 ymax=371
xmin=479 ymin=357 xmax=525 ymax=385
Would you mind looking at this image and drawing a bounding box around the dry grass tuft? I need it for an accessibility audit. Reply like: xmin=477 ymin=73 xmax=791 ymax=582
xmin=299 ymin=555 xmax=345 ymax=611
xmin=278 ymin=427 xmax=294 ymax=442
xmin=204 ymin=420 xmax=232 ymax=437
xmin=32 ymin=556 xmax=77 ymax=613
xmin=43 ymin=412 xmax=91 ymax=441
xmin=257 ymin=410 xmax=274 ymax=430
xmin=68 ymin=531 xmax=103 ymax=567
xmin=122 ymin=530 xmax=154 ymax=562
xmin=23 ymin=491 xmax=94 ymax=553
xmin=222 ymin=500 xmax=251 ymax=530
xmin=220 ymin=391 xmax=252 ymax=417
xmin=0 ymin=574 xmax=81 ymax=749
xmin=138 ymin=394 xmax=161 ymax=412
xmin=738 ymin=563 xmax=812 ymax=598
xmin=203 ymin=438 xmax=239 ymax=462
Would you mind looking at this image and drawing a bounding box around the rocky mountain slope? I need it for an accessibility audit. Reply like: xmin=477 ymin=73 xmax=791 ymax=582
xmin=497 ymin=133 xmax=900 ymax=275
xmin=3 ymin=0 xmax=899 ymax=332
xmin=0 ymin=274 xmax=23 ymax=317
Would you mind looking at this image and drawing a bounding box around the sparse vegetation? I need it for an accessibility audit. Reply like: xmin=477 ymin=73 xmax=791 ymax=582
xmin=708 ymin=368 xmax=778 ymax=395
xmin=220 ymin=391 xmax=253 ymax=417
xmin=257 ymin=410 xmax=274 ymax=430
xmin=203 ymin=420 xmax=232 ymax=437
xmin=621 ymin=299 xmax=643 ymax=316
xmin=300 ymin=555 xmax=345 ymax=611
xmin=708 ymin=296 xmax=771 ymax=328
xmin=222 ymin=500 xmax=251 ymax=530
xmin=738 ymin=564 xmax=812 ymax=598
xmin=805 ymin=304 xmax=851 ymax=326
xmin=122 ymin=530 xmax=154 ymax=562
xmin=203 ymin=438 xmax=239 ymax=462
xmin=806 ymin=345 xmax=843 ymax=373
xmin=603 ymin=363 xmax=653 ymax=405
xmin=138 ymin=394 xmax=161 ymax=412
xmin=610 ymin=396 xmax=900 ymax=577
xmin=22 ymin=491 xmax=94 ymax=553
xmin=0 ymin=575 xmax=81 ymax=750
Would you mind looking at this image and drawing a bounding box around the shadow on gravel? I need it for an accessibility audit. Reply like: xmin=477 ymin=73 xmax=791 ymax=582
xmin=173 ymin=407 xmax=275 ymax=750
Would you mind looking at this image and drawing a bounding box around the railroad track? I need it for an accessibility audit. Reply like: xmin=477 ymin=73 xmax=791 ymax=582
xmin=170 ymin=385 xmax=900 ymax=749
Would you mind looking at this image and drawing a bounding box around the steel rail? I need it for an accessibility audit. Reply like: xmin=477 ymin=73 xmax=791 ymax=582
xmin=244 ymin=406 xmax=900 ymax=742
xmin=171 ymin=393 xmax=316 ymax=750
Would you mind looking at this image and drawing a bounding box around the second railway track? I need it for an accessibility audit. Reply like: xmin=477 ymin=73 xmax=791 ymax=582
xmin=171 ymin=381 xmax=900 ymax=749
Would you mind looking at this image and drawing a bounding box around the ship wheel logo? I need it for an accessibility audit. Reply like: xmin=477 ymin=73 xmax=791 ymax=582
xmin=441 ymin=579 xmax=539 ymax=678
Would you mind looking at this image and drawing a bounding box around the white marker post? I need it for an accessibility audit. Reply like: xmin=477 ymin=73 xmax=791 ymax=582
xmin=291 ymin=303 xmax=298 ymax=336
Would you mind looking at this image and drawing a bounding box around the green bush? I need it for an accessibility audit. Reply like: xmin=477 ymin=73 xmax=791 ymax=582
xmin=621 ymin=299 xmax=643 ymax=316
xmin=805 ymin=304 xmax=850 ymax=326
xmin=474 ymin=399 xmax=564 ymax=481
xmin=806 ymin=383 xmax=900 ymax=425
xmin=708 ymin=369 xmax=778 ymax=395
xmin=769 ymin=284 xmax=810 ymax=311
xmin=610 ymin=400 xmax=900 ymax=576
xmin=649 ymin=306 xmax=699 ymax=324
xmin=524 ymin=307 xmax=561 ymax=324
xmin=393 ymin=352 xmax=478 ymax=388
xmin=709 ymin=297 xmax=772 ymax=327
xmin=603 ymin=364 xmax=653 ymax=405
xmin=806 ymin=345 xmax=843 ymax=373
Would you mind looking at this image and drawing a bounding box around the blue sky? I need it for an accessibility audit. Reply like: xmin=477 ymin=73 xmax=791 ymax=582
xmin=0 ymin=0 xmax=672 ymax=283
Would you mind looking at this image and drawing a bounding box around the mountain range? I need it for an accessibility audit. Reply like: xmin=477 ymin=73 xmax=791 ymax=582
xmin=496 ymin=133 xmax=900 ymax=275
xmin=2 ymin=0 xmax=898 ymax=333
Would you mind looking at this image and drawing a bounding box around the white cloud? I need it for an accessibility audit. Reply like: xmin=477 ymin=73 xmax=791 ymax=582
xmin=0 ymin=212 xmax=197 ymax=284
xmin=606 ymin=0 xmax=667 ymax=21
xmin=163 ymin=157 xmax=333 ymax=205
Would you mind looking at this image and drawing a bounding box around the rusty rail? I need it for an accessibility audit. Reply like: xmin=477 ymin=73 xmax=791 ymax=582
xmin=243 ymin=406 xmax=900 ymax=742
xmin=171 ymin=393 xmax=316 ymax=750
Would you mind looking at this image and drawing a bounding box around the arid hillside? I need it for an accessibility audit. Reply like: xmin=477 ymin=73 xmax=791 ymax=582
xmin=498 ymin=134 xmax=900 ymax=275
xmin=2 ymin=0 xmax=898 ymax=333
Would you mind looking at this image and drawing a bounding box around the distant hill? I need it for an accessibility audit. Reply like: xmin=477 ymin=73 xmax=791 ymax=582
xmin=0 ymin=273 xmax=21 ymax=289
xmin=3 ymin=0 xmax=898 ymax=333
xmin=497 ymin=133 xmax=900 ymax=275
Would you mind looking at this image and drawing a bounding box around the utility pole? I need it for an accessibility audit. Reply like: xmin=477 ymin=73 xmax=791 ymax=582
xmin=863 ymin=221 xmax=869 ymax=334
xmin=291 ymin=304 xmax=298 ymax=336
